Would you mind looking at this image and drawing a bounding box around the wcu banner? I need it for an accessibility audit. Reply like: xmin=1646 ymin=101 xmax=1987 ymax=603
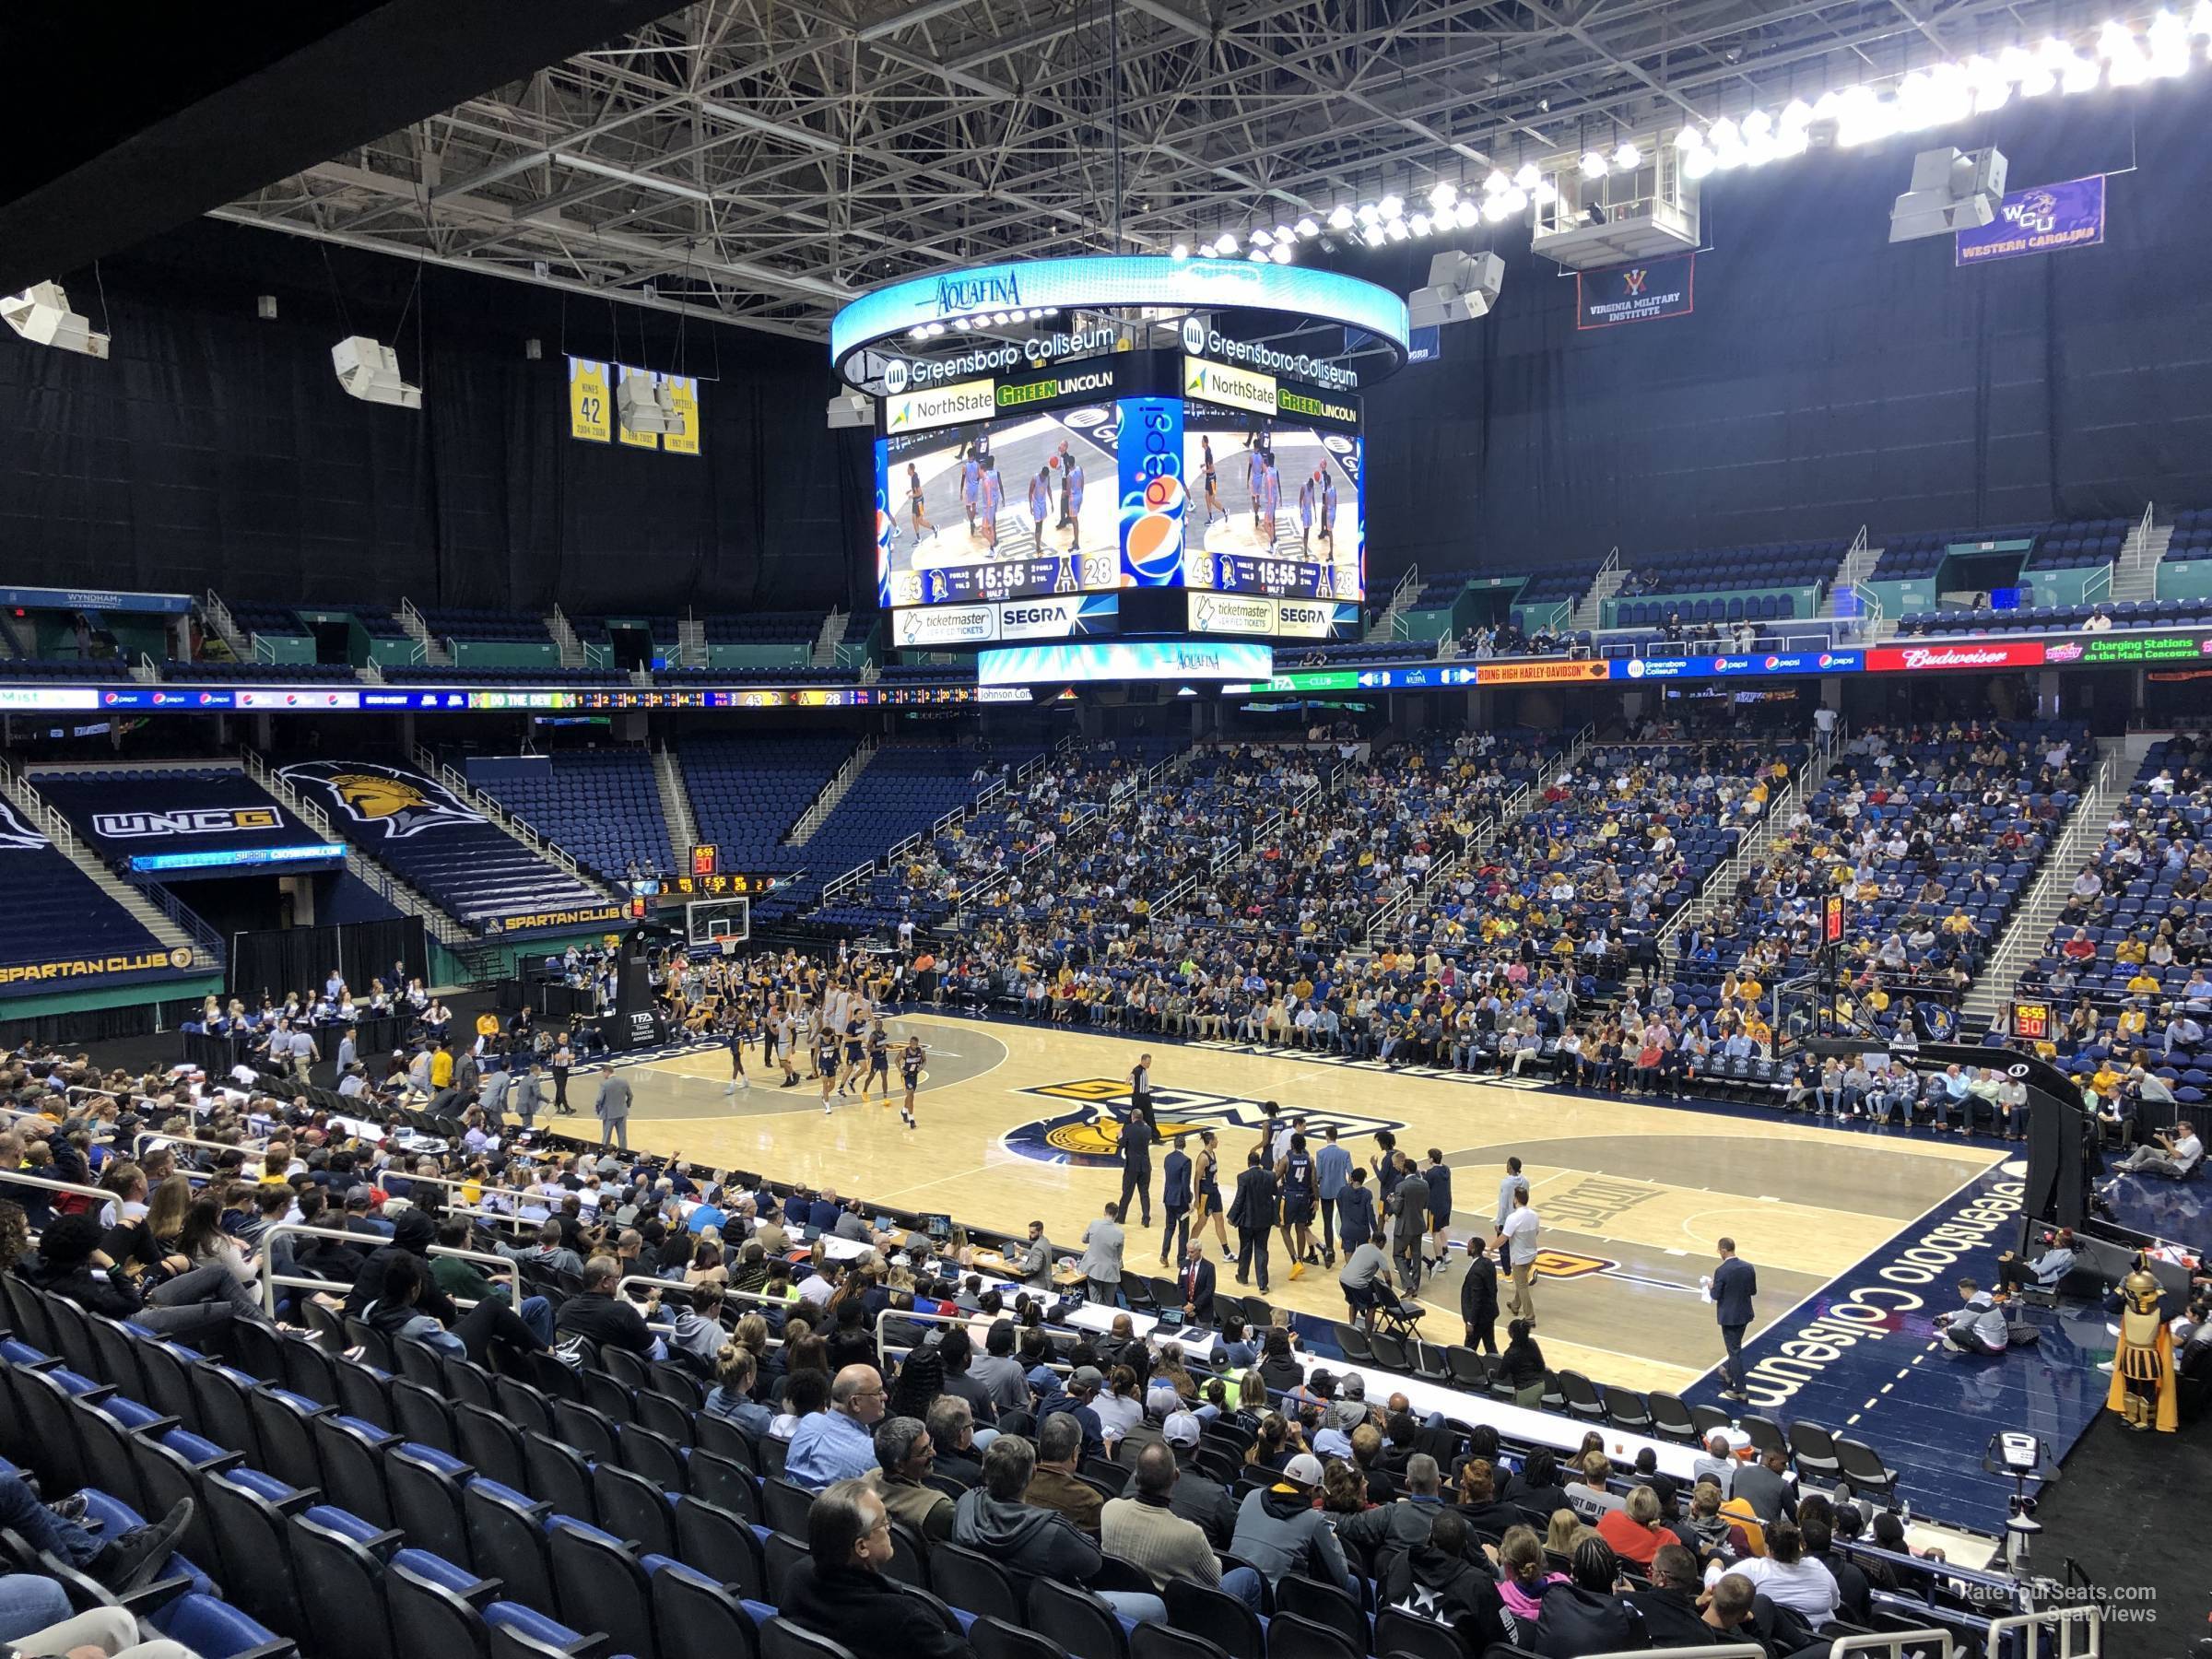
xmin=1956 ymin=174 xmax=2106 ymax=265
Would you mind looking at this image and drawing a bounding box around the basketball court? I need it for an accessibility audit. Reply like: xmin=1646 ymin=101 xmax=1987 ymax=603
xmin=610 ymin=1011 xmax=2000 ymax=1397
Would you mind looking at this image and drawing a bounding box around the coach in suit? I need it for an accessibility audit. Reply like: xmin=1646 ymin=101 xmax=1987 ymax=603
xmin=1460 ymin=1238 xmax=1500 ymax=1354
xmin=1116 ymin=1101 xmax=1155 ymax=1229
xmin=1179 ymin=1240 xmax=1216 ymax=1322
xmin=1159 ymin=1135 xmax=1193 ymax=1266
xmin=1390 ymin=1155 xmax=1431 ymax=1293
xmin=511 ymin=1063 xmax=543 ymax=1130
xmin=1228 ymin=1149 xmax=1277 ymax=1293
xmin=1712 ymin=1236 xmax=1757 ymax=1398
xmin=594 ymin=1065 xmax=632 ymax=1151
xmin=1078 ymin=1200 xmax=1127 ymax=1305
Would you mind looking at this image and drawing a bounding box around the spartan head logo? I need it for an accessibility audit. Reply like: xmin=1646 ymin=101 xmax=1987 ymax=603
xmin=281 ymin=761 xmax=484 ymax=840
xmin=0 ymin=800 xmax=48 ymax=852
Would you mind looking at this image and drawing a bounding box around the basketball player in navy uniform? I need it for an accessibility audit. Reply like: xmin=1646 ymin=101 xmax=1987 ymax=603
xmin=1320 ymin=468 xmax=1338 ymax=550
xmin=837 ymin=1010 xmax=867 ymax=1096
xmin=906 ymin=461 xmax=935 ymax=547
xmin=1201 ymin=436 xmax=1224 ymax=524
xmin=1191 ymin=1128 xmax=1232 ymax=1264
xmin=861 ymin=1020 xmax=893 ymax=1106
xmin=815 ymin=1024 xmax=841 ymax=1114
xmin=899 ymin=1036 xmax=925 ymax=1129
xmin=1277 ymin=1130 xmax=1318 ymax=1282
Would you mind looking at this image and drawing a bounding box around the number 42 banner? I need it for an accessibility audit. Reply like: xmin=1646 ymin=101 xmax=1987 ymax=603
xmin=567 ymin=357 xmax=703 ymax=455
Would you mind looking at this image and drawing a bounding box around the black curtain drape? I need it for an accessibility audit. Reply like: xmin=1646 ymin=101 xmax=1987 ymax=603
xmin=1347 ymin=88 xmax=2212 ymax=582
xmin=0 ymin=219 xmax=870 ymax=613
xmin=226 ymin=918 xmax=426 ymax=1005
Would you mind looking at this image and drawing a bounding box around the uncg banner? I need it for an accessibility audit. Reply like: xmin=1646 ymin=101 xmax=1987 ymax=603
xmin=35 ymin=773 xmax=340 ymax=876
xmin=1576 ymin=253 xmax=1696 ymax=331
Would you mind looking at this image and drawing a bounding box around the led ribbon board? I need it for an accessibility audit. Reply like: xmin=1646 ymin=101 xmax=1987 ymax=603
xmin=831 ymin=255 xmax=1410 ymax=386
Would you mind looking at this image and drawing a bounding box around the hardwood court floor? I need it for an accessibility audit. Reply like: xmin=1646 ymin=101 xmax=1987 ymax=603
xmin=618 ymin=1015 xmax=2000 ymax=1396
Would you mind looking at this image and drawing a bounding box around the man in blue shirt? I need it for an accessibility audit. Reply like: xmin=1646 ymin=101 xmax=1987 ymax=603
xmin=785 ymin=1364 xmax=888 ymax=1488
xmin=1314 ymin=1126 xmax=1352 ymax=1269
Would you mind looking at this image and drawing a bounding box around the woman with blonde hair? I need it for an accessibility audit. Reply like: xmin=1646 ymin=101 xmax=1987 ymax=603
xmin=706 ymin=1342 xmax=774 ymax=1435
xmin=1542 ymin=1509 xmax=1582 ymax=1555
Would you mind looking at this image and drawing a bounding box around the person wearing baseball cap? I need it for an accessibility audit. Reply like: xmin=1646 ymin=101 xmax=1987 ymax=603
xmin=1156 ymin=1409 xmax=1239 ymax=1547
xmin=1229 ymin=1441 xmax=1354 ymax=1593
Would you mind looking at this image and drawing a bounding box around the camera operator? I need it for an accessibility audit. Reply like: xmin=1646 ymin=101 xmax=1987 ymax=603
xmin=1994 ymin=1228 xmax=2077 ymax=1295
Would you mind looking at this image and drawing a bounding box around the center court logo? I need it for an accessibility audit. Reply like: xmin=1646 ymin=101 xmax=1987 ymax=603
xmin=1004 ymin=1079 xmax=1405 ymax=1167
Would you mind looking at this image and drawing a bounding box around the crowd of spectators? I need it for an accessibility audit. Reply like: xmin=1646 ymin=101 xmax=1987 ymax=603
xmin=1679 ymin=720 xmax=2086 ymax=1044
xmin=2014 ymin=734 xmax=2212 ymax=1127
xmin=0 ymin=1003 xmax=1932 ymax=1659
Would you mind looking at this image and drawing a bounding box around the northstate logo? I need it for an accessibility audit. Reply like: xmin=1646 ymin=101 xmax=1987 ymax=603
xmin=1003 ymin=1078 xmax=1406 ymax=1167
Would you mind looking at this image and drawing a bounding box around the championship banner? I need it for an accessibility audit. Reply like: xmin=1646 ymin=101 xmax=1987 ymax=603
xmin=1956 ymin=175 xmax=2105 ymax=266
xmin=1576 ymin=253 xmax=1695 ymax=330
xmin=567 ymin=358 xmax=612 ymax=442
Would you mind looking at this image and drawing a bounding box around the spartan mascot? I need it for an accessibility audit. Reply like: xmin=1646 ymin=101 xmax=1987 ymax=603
xmin=2106 ymin=1265 xmax=2179 ymax=1433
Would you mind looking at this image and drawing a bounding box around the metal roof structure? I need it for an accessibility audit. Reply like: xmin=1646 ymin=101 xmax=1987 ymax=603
xmin=211 ymin=0 xmax=2159 ymax=341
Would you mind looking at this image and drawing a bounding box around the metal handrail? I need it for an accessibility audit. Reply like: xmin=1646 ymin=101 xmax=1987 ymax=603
xmin=1824 ymin=1634 xmax=1955 ymax=1659
xmin=379 ymin=1165 xmax=578 ymax=1214
xmin=872 ymin=1303 xmax=1075 ymax=1376
xmin=254 ymin=1220 xmax=522 ymax=1316
xmin=1970 ymin=746 xmax=2120 ymax=1016
xmin=2126 ymin=499 xmax=2157 ymax=582
xmin=1983 ymin=1606 xmax=2097 ymax=1659
xmin=132 ymin=1127 xmax=273 ymax=1163
xmin=0 ymin=1169 xmax=116 ymax=1208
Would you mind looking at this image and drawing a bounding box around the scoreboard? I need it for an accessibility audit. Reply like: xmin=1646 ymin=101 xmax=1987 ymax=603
xmin=873 ymin=349 xmax=1362 ymax=646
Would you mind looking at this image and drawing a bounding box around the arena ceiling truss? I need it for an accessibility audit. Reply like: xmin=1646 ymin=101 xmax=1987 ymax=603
xmin=214 ymin=0 xmax=2104 ymax=341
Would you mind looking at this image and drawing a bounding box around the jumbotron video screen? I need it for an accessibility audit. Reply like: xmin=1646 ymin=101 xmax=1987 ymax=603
xmin=1182 ymin=414 xmax=1363 ymax=603
xmin=877 ymin=401 xmax=1122 ymax=609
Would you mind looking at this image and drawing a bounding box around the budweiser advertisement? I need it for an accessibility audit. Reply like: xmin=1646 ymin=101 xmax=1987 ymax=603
xmin=1867 ymin=640 xmax=2048 ymax=673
